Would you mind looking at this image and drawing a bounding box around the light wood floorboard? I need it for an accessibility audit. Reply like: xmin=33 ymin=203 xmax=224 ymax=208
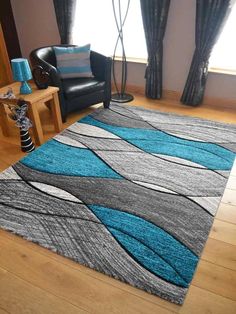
xmin=216 ymin=203 xmax=236 ymax=224
xmin=0 ymin=94 xmax=236 ymax=313
xmin=210 ymin=219 xmax=236 ymax=246
xmin=201 ymin=238 xmax=236 ymax=271
xmin=192 ymin=260 xmax=236 ymax=300
xmin=0 ymin=267 xmax=88 ymax=314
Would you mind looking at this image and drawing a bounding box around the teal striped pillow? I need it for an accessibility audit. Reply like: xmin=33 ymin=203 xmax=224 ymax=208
xmin=54 ymin=45 xmax=93 ymax=79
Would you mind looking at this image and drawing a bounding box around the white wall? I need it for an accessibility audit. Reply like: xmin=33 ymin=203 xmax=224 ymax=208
xmin=11 ymin=0 xmax=236 ymax=101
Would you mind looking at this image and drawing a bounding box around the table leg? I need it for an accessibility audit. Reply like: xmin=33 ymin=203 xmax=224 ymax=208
xmin=50 ymin=92 xmax=62 ymax=132
xmin=0 ymin=103 xmax=10 ymax=137
xmin=27 ymin=101 xmax=44 ymax=145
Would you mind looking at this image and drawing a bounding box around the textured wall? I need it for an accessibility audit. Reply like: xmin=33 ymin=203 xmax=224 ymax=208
xmin=10 ymin=0 xmax=60 ymax=58
xmin=10 ymin=0 xmax=236 ymax=100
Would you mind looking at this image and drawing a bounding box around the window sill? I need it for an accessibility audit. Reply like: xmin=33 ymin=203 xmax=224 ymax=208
xmin=113 ymin=59 xmax=236 ymax=76
xmin=114 ymin=56 xmax=147 ymax=64
xmin=209 ymin=67 xmax=236 ymax=76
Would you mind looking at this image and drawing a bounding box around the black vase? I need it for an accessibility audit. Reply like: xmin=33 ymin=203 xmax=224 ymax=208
xmin=20 ymin=128 xmax=35 ymax=153
xmin=32 ymin=65 xmax=50 ymax=89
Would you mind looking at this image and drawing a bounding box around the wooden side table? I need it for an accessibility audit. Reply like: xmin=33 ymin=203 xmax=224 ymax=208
xmin=0 ymin=82 xmax=62 ymax=145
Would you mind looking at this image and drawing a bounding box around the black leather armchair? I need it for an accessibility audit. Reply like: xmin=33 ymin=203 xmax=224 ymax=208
xmin=30 ymin=45 xmax=111 ymax=122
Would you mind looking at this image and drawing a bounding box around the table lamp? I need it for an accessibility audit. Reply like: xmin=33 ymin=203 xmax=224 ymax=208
xmin=11 ymin=58 xmax=32 ymax=94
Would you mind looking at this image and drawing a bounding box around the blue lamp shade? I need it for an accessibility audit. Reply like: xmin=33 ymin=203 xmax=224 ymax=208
xmin=11 ymin=58 xmax=32 ymax=94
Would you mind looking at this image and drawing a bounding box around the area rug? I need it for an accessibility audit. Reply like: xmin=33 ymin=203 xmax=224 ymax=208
xmin=0 ymin=104 xmax=235 ymax=304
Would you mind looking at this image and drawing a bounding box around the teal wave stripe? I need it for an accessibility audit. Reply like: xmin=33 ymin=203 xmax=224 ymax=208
xmin=21 ymin=140 xmax=121 ymax=179
xmin=89 ymin=205 xmax=198 ymax=287
xmin=80 ymin=116 xmax=235 ymax=170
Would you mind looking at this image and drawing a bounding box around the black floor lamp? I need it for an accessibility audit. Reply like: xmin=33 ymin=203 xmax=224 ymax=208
xmin=111 ymin=0 xmax=134 ymax=103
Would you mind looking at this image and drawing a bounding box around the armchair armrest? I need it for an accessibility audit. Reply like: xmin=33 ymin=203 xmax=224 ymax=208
xmin=90 ymin=51 xmax=111 ymax=102
xmin=29 ymin=48 xmax=67 ymax=121
xmin=90 ymin=51 xmax=112 ymax=82
xmin=30 ymin=51 xmax=62 ymax=90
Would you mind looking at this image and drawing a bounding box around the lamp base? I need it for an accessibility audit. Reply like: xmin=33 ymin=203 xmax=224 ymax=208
xmin=111 ymin=93 xmax=134 ymax=103
xmin=20 ymin=81 xmax=32 ymax=94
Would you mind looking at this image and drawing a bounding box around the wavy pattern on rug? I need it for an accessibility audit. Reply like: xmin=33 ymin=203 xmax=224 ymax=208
xmin=0 ymin=103 xmax=235 ymax=304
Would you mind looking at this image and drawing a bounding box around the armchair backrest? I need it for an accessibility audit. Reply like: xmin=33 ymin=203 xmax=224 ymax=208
xmin=30 ymin=45 xmax=111 ymax=85
xmin=30 ymin=46 xmax=56 ymax=68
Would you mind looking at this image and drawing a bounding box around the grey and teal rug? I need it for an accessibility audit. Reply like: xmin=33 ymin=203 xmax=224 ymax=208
xmin=0 ymin=104 xmax=235 ymax=304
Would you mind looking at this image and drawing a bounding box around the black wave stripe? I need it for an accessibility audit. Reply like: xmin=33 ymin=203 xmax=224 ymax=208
xmin=88 ymin=112 xmax=235 ymax=162
xmin=0 ymin=203 xmax=55 ymax=247
xmin=0 ymin=201 xmax=187 ymax=304
xmin=62 ymin=129 xmax=140 ymax=152
xmin=214 ymin=170 xmax=231 ymax=178
xmin=219 ymin=143 xmax=236 ymax=153
xmin=109 ymin=107 xmax=147 ymax=123
xmin=125 ymin=104 xmax=236 ymax=133
xmin=142 ymin=120 xmax=236 ymax=145
xmin=115 ymin=137 xmax=232 ymax=174
xmin=132 ymin=180 xmax=216 ymax=200
xmin=151 ymin=154 xmax=226 ymax=176
xmin=14 ymin=160 xmax=214 ymax=225
xmin=26 ymin=181 xmax=83 ymax=205
xmin=60 ymin=126 xmax=228 ymax=189
xmin=8 ymin=166 xmax=84 ymax=205
xmin=66 ymin=128 xmax=123 ymax=140
xmin=123 ymin=105 xmax=236 ymax=145
xmin=90 ymin=106 xmax=155 ymax=130
xmin=99 ymin=224 xmax=189 ymax=287
xmin=0 ymin=200 xmax=100 ymax=222
xmin=13 ymin=162 xmax=214 ymax=256
xmin=16 ymin=156 xmax=216 ymax=217
xmin=128 ymin=116 xmax=236 ymax=157
xmin=94 ymin=150 xmax=227 ymax=197
xmin=108 ymin=104 xmax=145 ymax=121
xmin=149 ymin=140 xmax=234 ymax=163
xmin=1 ymin=199 xmax=188 ymax=287
xmin=0 ymin=203 xmax=86 ymax=260
xmin=0 ymin=180 xmax=98 ymax=222
xmin=63 ymin=128 xmax=227 ymax=179
xmin=51 ymin=134 xmax=225 ymax=204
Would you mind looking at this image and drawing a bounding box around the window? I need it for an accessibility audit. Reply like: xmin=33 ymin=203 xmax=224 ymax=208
xmin=209 ymin=2 xmax=236 ymax=72
xmin=72 ymin=0 xmax=147 ymax=59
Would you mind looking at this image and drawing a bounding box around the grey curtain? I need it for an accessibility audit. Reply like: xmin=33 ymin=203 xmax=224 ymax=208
xmin=53 ymin=0 xmax=76 ymax=44
xmin=140 ymin=0 xmax=170 ymax=99
xmin=181 ymin=0 xmax=232 ymax=106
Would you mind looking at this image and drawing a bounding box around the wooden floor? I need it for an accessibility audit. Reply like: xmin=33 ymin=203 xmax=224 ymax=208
xmin=0 ymin=94 xmax=236 ymax=314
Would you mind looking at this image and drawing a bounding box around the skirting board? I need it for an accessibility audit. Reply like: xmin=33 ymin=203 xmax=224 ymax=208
xmin=112 ymin=83 xmax=236 ymax=111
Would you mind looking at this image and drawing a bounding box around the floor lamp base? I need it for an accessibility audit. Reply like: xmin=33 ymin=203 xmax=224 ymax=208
xmin=111 ymin=93 xmax=134 ymax=103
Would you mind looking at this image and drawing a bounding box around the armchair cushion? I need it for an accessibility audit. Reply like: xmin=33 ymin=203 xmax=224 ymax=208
xmin=62 ymin=78 xmax=105 ymax=100
xmin=54 ymin=44 xmax=93 ymax=79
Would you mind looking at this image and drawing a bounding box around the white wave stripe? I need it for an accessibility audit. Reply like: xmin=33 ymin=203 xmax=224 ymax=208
xmin=54 ymin=134 xmax=86 ymax=148
xmin=153 ymin=154 xmax=206 ymax=169
xmin=0 ymin=167 xmax=21 ymax=180
xmin=188 ymin=196 xmax=221 ymax=215
xmin=159 ymin=131 xmax=203 ymax=142
xmin=68 ymin=123 xmax=120 ymax=139
xmin=133 ymin=180 xmax=178 ymax=194
xmin=29 ymin=182 xmax=83 ymax=203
